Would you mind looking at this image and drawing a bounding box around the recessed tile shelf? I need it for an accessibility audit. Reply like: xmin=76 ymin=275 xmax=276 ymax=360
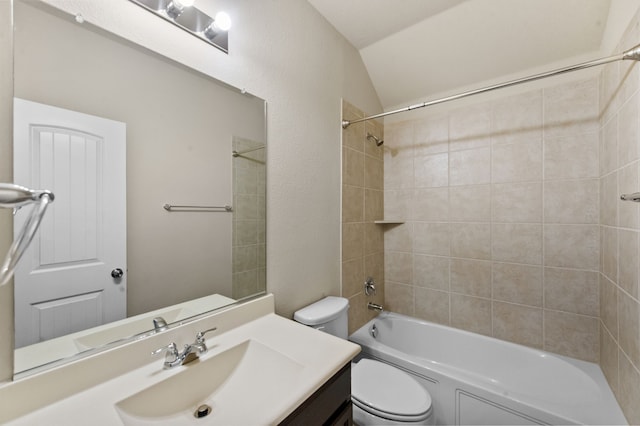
xmin=374 ymin=220 xmax=405 ymax=224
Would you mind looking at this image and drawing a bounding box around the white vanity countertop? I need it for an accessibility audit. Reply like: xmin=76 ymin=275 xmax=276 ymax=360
xmin=7 ymin=312 xmax=360 ymax=425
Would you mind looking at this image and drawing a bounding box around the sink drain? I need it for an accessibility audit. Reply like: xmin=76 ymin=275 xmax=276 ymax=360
xmin=194 ymin=404 xmax=212 ymax=419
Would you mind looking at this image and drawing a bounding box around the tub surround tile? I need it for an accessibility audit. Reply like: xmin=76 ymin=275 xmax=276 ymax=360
xmin=384 ymin=223 xmax=413 ymax=252
xmin=600 ymin=118 xmax=618 ymax=176
xmin=451 ymin=294 xmax=492 ymax=336
xmin=385 ymin=282 xmax=415 ymax=316
xmin=545 ymin=132 xmax=599 ymax=180
xmin=544 ymin=310 xmax=599 ymax=362
xmin=491 ymin=182 xmax=542 ymax=223
xmin=364 ymin=188 xmax=384 ymax=222
xmin=413 ymin=115 xmax=449 ymax=156
xmin=449 ymin=104 xmax=491 ymax=151
xmin=618 ymin=291 xmax=640 ymax=369
xmin=600 ymin=324 xmax=619 ymax=395
xmin=413 ymin=188 xmax=449 ymax=222
xmin=342 ymin=185 xmax=364 ymax=223
xmin=449 ymin=147 xmax=490 ymax=186
xmin=450 ymin=223 xmax=491 ymax=260
xmin=618 ymin=229 xmax=639 ymax=298
xmin=543 ymin=224 xmax=599 ymax=270
xmin=449 ymin=185 xmax=491 ymax=222
xmin=543 ymin=179 xmax=599 ymax=224
xmin=492 ymin=223 xmax=542 ymax=265
xmin=600 ymin=171 xmax=618 ymax=227
xmin=491 ymin=90 xmax=542 ymax=147
xmin=600 ymin=274 xmax=619 ymax=340
xmin=413 ymin=222 xmax=450 ymax=256
xmin=491 ymin=140 xmax=542 ymax=184
xmin=413 ymin=254 xmax=449 ymax=291
xmin=618 ymin=92 xmax=639 ymax=167
xmin=492 ymin=262 xmax=542 ymax=307
xmin=618 ymin=163 xmax=639 ymax=229
xmin=618 ymin=350 xmax=640 ymax=426
xmin=543 ymin=78 xmax=599 ymax=139
xmin=602 ymin=226 xmax=619 ymax=284
xmin=544 ymin=267 xmax=599 ymax=317
xmin=450 ymin=258 xmax=491 ymax=298
xmin=385 ymin=251 xmax=413 ymax=285
xmin=492 ymin=302 xmax=543 ymax=349
xmin=342 ymin=258 xmax=364 ymax=299
xmin=415 ymin=287 xmax=450 ymax=325
xmin=414 ymin=153 xmax=448 ymax=188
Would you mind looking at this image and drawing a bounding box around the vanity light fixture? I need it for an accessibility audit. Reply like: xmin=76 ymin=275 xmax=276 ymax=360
xmin=128 ymin=0 xmax=231 ymax=53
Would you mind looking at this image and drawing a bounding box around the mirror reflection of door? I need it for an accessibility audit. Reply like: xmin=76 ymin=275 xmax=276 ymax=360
xmin=13 ymin=98 xmax=126 ymax=348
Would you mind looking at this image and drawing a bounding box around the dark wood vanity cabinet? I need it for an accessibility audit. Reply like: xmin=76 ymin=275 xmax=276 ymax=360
xmin=279 ymin=363 xmax=352 ymax=426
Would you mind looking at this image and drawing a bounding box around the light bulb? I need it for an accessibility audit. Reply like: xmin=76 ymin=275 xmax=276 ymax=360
xmin=213 ymin=11 xmax=231 ymax=31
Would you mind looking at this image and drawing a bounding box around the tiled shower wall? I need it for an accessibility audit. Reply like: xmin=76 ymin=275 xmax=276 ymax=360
xmin=599 ymin=10 xmax=640 ymax=424
xmin=383 ymin=78 xmax=601 ymax=362
xmin=342 ymin=100 xmax=385 ymax=334
xmin=232 ymin=137 xmax=266 ymax=300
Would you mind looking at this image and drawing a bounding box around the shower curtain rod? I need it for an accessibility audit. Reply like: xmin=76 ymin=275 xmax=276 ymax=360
xmin=342 ymin=43 xmax=640 ymax=129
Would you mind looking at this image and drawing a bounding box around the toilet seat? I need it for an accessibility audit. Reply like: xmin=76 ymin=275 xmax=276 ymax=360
xmin=352 ymin=359 xmax=432 ymax=422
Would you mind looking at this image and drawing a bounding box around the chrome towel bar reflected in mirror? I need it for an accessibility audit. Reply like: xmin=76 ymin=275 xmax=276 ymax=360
xmin=163 ymin=204 xmax=233 ymax=212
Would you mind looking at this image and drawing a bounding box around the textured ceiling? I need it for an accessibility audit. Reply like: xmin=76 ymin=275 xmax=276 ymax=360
xmin=308 ymin=0 xmax=612 ymax=108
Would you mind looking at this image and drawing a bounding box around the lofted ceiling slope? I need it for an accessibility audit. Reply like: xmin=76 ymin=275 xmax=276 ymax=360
xmin=308 ymin=0 xmax=614 ymax=109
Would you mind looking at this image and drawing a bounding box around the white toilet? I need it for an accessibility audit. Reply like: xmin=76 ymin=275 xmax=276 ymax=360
xmin=294 ymin=296 xmax=434 ymax=425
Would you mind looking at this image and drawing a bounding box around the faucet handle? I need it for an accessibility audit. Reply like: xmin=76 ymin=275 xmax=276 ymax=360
xmin=195 ymin=327 xmax=218 ymax=343
xmin=151 ymin=342 xmax=178 ymax=359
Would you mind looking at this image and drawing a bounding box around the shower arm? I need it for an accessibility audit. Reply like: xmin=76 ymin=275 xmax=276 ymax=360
xmin=342 ymin=43 xmax=640 ymax=129
xmin=0 ymin=183 xmax=55 ymax=287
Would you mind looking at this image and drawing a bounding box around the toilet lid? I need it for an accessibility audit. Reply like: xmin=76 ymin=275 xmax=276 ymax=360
xmin=352 ymin=359 xmax=432 ymax=421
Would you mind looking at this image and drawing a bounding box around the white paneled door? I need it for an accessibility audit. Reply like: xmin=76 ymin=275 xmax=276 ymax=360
xmin=13 ymin=98 xmax=126 ymax=348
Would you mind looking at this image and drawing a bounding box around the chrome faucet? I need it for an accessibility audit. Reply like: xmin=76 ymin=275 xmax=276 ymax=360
xmin=367 ymin=302 xmax=383 ymax=312
xmin=152 ymin=327 xmax=217 ymax=369
xmin=152 ymin=316 xmax=168 ymax=332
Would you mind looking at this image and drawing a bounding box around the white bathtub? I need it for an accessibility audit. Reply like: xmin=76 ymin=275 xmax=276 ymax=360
xmin=349 ymin=312 xmax=626 ymax=425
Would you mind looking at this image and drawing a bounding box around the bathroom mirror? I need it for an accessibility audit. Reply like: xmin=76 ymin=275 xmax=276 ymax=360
xmin=12 ymin=1 xmax=266 ymax=376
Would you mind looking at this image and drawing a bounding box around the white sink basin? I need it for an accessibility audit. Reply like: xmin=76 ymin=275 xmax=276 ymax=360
xmin=115 ymin=339 xmax=304 ymax=425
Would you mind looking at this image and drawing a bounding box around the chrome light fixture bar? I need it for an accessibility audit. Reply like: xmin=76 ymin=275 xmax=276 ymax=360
xmin=128 ymin=0 xmax=231 ymax=53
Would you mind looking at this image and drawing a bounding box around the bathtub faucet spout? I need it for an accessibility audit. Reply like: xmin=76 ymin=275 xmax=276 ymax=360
xmin=368 ymin=302 xmax=383 ymax=312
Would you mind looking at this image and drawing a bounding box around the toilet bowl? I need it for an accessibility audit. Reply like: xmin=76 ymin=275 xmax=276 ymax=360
xmin=293 ymin=297 xmax=434 ymax=425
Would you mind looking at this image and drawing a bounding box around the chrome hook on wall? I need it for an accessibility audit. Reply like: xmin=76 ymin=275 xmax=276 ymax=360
xmin=621 ymin=192 xmax=640 ymax=202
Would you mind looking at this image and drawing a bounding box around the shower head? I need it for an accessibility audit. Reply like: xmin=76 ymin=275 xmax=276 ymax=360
xmin=366 ymin=132 xmax=384 ymax=146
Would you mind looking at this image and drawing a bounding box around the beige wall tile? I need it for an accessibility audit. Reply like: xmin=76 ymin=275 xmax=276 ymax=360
xmin=600 ymin=274 xmax=619 ymax=340
xmin=414 ymin=254 xmax=449 ymax=291
xmin=348 ymin=292 xmax=370 ymax=335
xmin=385 ymin=122 xmax=413 ymax=155
xmin=343 ymin=146 xmax=364 ymax=187
xmin=450 ymin=147 xmax=491 ymax=186
xmin=414 ymin=114 xmax=448 ymax=156
xmin=619 ymin=163 xmax=639 ymax=229
xmin=618 ymin=350 xmax=640 ymax=425
xmin=600 ymin=171 xmax=618 ymax=227
xmin=601 ymin=118 xmax=618 ymax=176
xmin=385 ymin=282 xmax=414 ymax=316
xmin=450 ymin=223 xmax=491 ymax=260
xmin=385 ymin=251 xmax=413 ymax=284
xmin=414 ymin=222 xmax=450 ymax=256
xmin=544 ymin=267 xmax=599 ymax=316
xmin=543 ymin=78 xmax=599 ymax=139
xmin=492 ymin=182 xmax=542 ymax=223
xmin=600 ymin=324 xmax=618 ymax=395
xmin=451 ymin=294 xmax=492 ymax=336
xmin=618 ymin=229 xmax=639 ymax=298
xmin=364 ymin=222 xmax=384 ymax=255
xmin=415 ymin=287 xmax=449 ymax=325
xmin=364 ymin=253 xmax=385 ymax=291
xmin=600 ymin=60 xmax=619 ymax=124
xmin=450 ymin=185 xmax=491 ymax=222
xmin=491 ymin=90 xmax=542 ymax=146
xmin=544 ymin=179 xmax=599 ymax=224
xmin=492 ymin=262 xmax=542 ymax=307
xmin=492 ymin=140 xmax=542 ymax=184
xmin=342 ymin=257 xmax=364 ymax=298
xmin=449 ymin=104 xmax=491 ymax=151
xmin=364 ymin=188 xmax=384 ymax=222
xmin=342 ymin=185 xmax=363 ymax=223
xmin=492 ymin=223 xmax=542 ymax=265
xmin=414 ymin=153 xmax=448 ymax=188
xmin=365 ymin=155 xmax=384 ymax=190
xmin=384 ymin=154 xmax=413 ymax=189
xmin=544 ymin=310 xmax=599 ymax=362
xmin=342 ymin=222 xmax=364 ymax=261
xmin=544 ymin=224 xmax=599 ymax=270
xmin=545 ymin=132 xmax=599 ymax=180
xmin=619 ymin=291 xmax=640 ymax=369
xmin=493 ymin=302 xmax=543 ymax=348
xmin=384 ymin=223 xmax=413 ymax=252
xmin=384 ymin=189 xmax=412 ymax=220
xmin=450 ymin=258 xmax=491 ymax=298
xmin=602 ymin=226 xmax=619 ymax=283
xmin=413 ymin=188 xmax=449 ymax=222
xmin=618 ymin=92 xmax=639 ymax=167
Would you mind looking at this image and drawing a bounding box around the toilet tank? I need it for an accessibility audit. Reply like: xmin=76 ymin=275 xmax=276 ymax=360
xmin=293 ymin=296 xmax=349 ymax=339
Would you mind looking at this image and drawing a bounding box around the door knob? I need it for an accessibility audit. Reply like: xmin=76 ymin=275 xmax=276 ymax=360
xmin=111 ymin=268 xmax=124 ymax=279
